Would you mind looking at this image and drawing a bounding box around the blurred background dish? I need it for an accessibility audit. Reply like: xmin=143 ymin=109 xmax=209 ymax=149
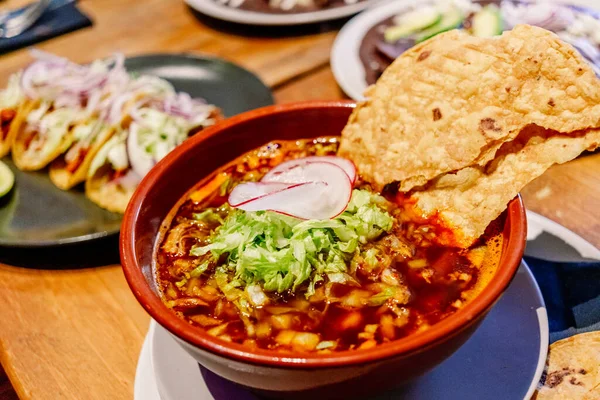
xmin=332 ymin=0 xmax=600 ymax=100
xmin=0 ymin=53 xmax=273 ymax=247
xmin=185 ymin=0 xmax=383 ymax=25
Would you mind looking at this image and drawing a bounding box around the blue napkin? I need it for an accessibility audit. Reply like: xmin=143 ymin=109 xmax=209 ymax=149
xmin=524 ymin=256 xmax=600 ymax=343
xmin=0 ymin=0 xmax=92 ymax=55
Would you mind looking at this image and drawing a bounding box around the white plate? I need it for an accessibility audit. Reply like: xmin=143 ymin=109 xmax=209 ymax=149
xmin=185 ymin=0 xmax=383 ymax=26
xmin=331 ymin=0 xmax=600 ymax=100
xmin=526 ymin=210 xmax=600 ymax=262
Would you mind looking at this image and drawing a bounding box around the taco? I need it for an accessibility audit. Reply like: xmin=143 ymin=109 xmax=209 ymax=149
xmin=11 ymin=52 xmax=125 ymax=171
xmin=0 ymin=73 xmax=26 ymax=158
xmin=49 ymin=74 xmax=176 ymax=189
xmin=86 ymin=93 xmax=222 ymax=213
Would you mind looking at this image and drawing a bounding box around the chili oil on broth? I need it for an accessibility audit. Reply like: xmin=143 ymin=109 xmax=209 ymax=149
xmin=154 ymin=137 xmax=503 ymax=354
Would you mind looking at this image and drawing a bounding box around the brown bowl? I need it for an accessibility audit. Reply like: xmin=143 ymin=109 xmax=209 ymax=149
xmin=120 ymin=100 xmax=527 ymax=399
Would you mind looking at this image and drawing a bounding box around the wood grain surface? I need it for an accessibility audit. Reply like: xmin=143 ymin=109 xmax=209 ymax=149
xmin=0 ymin=0 xmax=599 ymax=399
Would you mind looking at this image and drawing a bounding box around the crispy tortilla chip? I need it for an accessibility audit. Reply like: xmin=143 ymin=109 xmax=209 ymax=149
xmin=0 ymin=100 xmax=35 ymax=158
xmin=49 ymin=126 xmax=115 ymax=190
xmin=533 ymin=331 xmax=600 ymax=400
xmin=85 ymin=164 xmax=133 ymax=214
xmin=412 ymin=126 xmax=600 ymax=246
xmin=340 ymin=25 xmax=600 ymax=246
xmin=340 ymin=25 xmax=600 ymax=193
xmin=12 ymin=99 xmax=78 ymax=171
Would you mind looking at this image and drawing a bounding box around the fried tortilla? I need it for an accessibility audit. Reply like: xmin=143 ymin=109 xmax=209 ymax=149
xmin=533 ymin=331 xmax=600 ymax=400
xmin=12 ymin=100 xmax=83 ymax=171
xmin=85 ymin=166 xmax=133 ymax=214
xmin=340 ymin=25 xmax=600 ymax=246
xmin=412 ymin=126 xmax=600 ymax=245
xmin=49 ymin=125 xmax=115 ymax=190
xmin=0 ymin=100 xmax=34 ymax=158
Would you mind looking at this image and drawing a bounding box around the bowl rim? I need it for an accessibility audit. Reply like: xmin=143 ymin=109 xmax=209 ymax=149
xmin=120 ymin=100 xmax=527 ymax=369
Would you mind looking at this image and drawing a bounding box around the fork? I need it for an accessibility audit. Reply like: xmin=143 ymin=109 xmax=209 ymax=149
xmin=0 ymin=0 xmax=52 ymax=39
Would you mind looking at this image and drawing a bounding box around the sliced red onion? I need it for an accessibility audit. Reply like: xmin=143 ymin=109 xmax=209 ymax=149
xmin=262 ymin=156 xmax=357 ymax=184
xmin=112 ymin=169 xmax=141 ymax=190
xmin=28 ymin=49 xmax=83 ymax=70
xmin=501 ymin=3 xmax=574 ymax=31
xmin=107 ymin=92 xmax=134 ymax=124
xmin=228 ymin=182 xmax=298 ymax=207
xmin=126 ymin=123 xmax=155 ymax=177
xmin=20 ymin=50 xmax=127 ymax=112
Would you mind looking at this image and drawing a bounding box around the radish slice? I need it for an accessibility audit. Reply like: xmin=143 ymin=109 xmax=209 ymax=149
xmin=228 ymin=182 xmax=297 ymax=207
xmin=234 ymin=182 xmax=341 ymax=219
xmin=230 ymin=161 xmax=353 ymax=220
xmin=262 ymin=156 xmax=356 ymax=184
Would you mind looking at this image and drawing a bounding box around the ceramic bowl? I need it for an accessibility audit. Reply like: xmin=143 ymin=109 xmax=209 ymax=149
xmin=120 ymin=101 xmax=527 ymax=399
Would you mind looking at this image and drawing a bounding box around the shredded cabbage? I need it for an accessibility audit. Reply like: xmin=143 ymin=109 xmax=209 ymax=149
xmin=0 ymin=72 xmax=23 ymax=109
xmin=26 ymin=107 xmax=83 ymax=158
xmin=190 ymin=189 xmax=395 ymax=296
xmin=88 ymin=131 xmax=128 ymax=176
xmin=132 ymin=108 xmax=189 ymax=160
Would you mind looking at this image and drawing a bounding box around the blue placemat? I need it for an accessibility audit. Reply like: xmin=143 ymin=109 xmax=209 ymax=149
xmin=0 ymin=0 xmax=92 ymax=55
xmin=524 ymin=256 xmax=600 ymax=343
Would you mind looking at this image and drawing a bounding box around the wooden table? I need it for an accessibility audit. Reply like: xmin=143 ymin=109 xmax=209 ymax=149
xmin=0 ymin=0 xmax=599 ymax=398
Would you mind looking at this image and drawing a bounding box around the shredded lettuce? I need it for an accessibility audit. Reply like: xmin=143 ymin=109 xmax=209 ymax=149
xmin=193 ymin=209 xmax=225 ymax=225
xmin=368 ymin=286 xmax=397 ymax=306
xmin=190 ymin=189 xmax=395 ymax=296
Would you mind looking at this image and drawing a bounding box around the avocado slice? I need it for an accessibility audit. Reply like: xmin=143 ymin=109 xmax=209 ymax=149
xmin=384 ymin=7 xmax=442 ymax=43
xmin=471 ymin=5 xmax=503 ymax=37
xmin=415 ymin=7 xmax=464 ymax=43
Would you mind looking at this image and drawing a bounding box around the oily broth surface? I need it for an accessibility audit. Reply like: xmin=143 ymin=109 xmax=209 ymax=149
xmin=154 ymin=137 xmax=502 ymax=353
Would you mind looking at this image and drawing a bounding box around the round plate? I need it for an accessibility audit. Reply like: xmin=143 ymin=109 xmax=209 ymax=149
xmin=331 ymin=0 xmax=600 ymax=100
xmin=0 ymin=54 xmax=273 ymax=247
xmin=185 ymin=0 xmax=382 ymax=26
xmin=526 ymin=210 xmax=600 ymax=262
xmin=134 ymin=261 xmax=547 ymax=400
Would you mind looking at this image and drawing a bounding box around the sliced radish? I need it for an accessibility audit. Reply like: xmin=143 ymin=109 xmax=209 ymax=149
xmin=230 ymin=161 xmax=353 ymax=220
xmin=262 ymin=156 xmax=356 ymax=184
xmin=228 ymin=181 xmax=297 ymax=207
xmin=233 ymin=182 xmax=328 ymax=218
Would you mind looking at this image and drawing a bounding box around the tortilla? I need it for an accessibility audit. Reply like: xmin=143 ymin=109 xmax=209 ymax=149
xmin=12 ymin=100 xmax=79 ymax=171
xmin=413 ymin=126 xmax=600 ymax=246
xmin=340 ymin=25 xmax=600 ymax=246
xmin=533 ymin=331 xmax=600 ymax=400
xmin=49 ymin=126 xmax=115 ymax=190
xmin=0 ymin=100 xmax=35 ymax=158
xmin=85 ymin=164 xmax=133 ymax=213
xmin=340 ymin=25 xmax=600 ymax=192
xmin=85 ymin=107 xmax=223 ymax=213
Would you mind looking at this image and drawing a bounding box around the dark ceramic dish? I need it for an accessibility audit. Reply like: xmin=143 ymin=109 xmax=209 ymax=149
xmin=0 ymin=54 xmax=273 ymax=248
xmin=120 ymin=101 xmax=527 ymax=398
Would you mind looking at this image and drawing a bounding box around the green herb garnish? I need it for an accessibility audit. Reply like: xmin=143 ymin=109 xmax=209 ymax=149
xmin=190 ymin=189 xmax=394 ymax=296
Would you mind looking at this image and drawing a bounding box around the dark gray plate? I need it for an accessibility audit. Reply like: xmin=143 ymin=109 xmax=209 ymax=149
xmin=0 ymin=54 xmax=274 ymax=247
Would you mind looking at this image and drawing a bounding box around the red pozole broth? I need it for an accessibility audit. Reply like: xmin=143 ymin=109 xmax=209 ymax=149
xmin=155 ymin=138 xmax=503 ymax=353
